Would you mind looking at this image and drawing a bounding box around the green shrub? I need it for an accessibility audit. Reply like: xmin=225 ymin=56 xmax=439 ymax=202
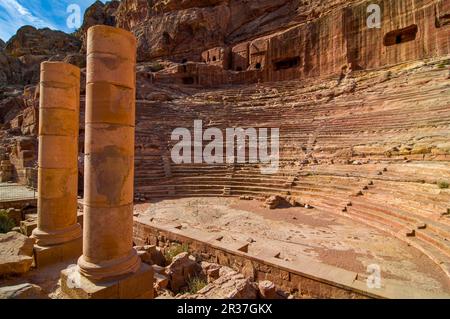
xmin=438 ymin=181 xmax=449 ymax=189
xmin=149 ymin=63 xmax=164 ymax=72
xmin=0 ymin=210 xmax=15 ymax=233
xmin=185 ymin=276 xmax=208 ymax=294
xmin=164 ymin=243 xmax=189 ymax=264
xmin=437 ymin=59 xmax=450 ymax=68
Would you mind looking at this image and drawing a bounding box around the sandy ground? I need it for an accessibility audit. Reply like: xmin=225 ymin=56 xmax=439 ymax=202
xmin=136 ymin=197 xmax=450 ymax=294
xmin=2 ymin=196 xmax=449 ymax=298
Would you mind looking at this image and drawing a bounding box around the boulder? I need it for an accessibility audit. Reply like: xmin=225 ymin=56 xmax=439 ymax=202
xmin=188 ymin=268 xmax=258 ymax=299
xmin=0 ymin=283 xmax=48 ymax=299
xmin=165 ymin=252 xmax=201 ymax=292
xmin=258 ymin=280 xmax=277 ymax=299
xmin=135 ymin=244 xmax=165 ymax=266
xmin=200 ymin=261 xmax=221 ymax=282
xmin=0 ymin=232 xmax=35 ymax=277
xmin=154 ymin=272 xmax=169 ymax=289
xmin=264 ymin=195 xmax=283 ymax=209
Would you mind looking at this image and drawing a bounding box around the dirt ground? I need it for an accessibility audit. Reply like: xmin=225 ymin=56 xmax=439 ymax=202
xmin=135 ymin=196 xmax=450 ymax=294
xmin=2 ymin=196 xmax=449 ymax=298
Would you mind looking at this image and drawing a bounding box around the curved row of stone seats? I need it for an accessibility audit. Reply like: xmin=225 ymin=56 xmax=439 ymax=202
xmin=329 ymin=165 xmax=450 ymax=277
xmin=362 ymin=182 xmax=450 ymax=218
xmin=145 ymin=163 xmax=230 ymax=198
xmin=228 ymin=166 xmax=298 ymax=197
xmin=343 ymin=200 xmax=450 ymax=278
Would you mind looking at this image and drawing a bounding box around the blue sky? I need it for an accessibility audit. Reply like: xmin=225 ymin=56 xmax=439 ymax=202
xmin=0 ymin=0 xmax=106 ymax=42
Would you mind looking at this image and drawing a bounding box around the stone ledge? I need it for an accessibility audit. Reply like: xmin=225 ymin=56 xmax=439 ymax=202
xmin=134 ymin=217 xmax=450 ymax=299
xmin=21 ymin=213 xmax=83 ymax=236
xmin=0 ymin=199 xmax=36 ymax=211
xmin=33 ymin=237 xmax=82 ymax=268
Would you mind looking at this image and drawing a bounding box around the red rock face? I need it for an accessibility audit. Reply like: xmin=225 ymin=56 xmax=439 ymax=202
xmin=113 ymin=0 xmax=327 ymax=61
xmin=231 ymin=0 xmax=450 ymax=82
xmin=77 ymin=0 xmax=121 ymax=52
xmin=4 ymin=26 xmax=80 ymax=58
xmin=0 ymin=0 xmax=449 ymax=182
xmin=0 ymin=52 xmax=22 ymax=85
xmin=106 ymin=0 xmax=450 ymax=79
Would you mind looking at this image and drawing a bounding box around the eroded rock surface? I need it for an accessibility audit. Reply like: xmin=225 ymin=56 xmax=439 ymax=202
xmin=0 ymin=283 xmax=48 ymax=299
xmin=165 ymin=252 xmax=201 ymax=293
xmin=0 ymin=232 xmax=35 ymax=277
xmin=4 ymin=26 xmax=80 ymax=58
xmin=135 ymin=244 xmax=165 ymax=266
xmin=178 ymin=262 xmax=259 ymax=299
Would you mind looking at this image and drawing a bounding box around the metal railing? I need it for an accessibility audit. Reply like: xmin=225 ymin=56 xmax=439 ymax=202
xmin=0 ymin=167 xmax=37 ymax=204
xmin=0 ymin=183 xmax=36 ymax=203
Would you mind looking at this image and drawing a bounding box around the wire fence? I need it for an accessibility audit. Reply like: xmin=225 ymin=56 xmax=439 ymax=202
xmin=0 ymin=183 xmax=36 ymax=202
xmin=0 ymin=167 xmax=37 ymax=204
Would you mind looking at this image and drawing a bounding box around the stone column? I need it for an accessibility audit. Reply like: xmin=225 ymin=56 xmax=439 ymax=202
xmin=31 ymin=62 xmax=82 ymax=267
xmin=79 ymin=25 xmax=142 ymax=281
xmin=61 ymin=25 xmax=153 ymax=299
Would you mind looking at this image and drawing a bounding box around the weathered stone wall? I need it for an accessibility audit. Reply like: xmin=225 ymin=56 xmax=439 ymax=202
xmin=346 ymin=0 xmax=450 ymax=70
xmin=148 ymin=0 xmax=450 ymax=86
xmin=238 ymin=0 xmax=450 ymax=82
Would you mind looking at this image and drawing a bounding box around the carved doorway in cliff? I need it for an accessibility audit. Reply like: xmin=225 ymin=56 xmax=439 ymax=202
xmin=383 ymin=25 xmax=418 ymax=46
xmin=274 ymin=57 xmax=301 ymax=71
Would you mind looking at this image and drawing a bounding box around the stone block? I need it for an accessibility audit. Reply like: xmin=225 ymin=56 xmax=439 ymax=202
xmin=60 ymin=263 xmax=154 ymax=299
xmin=20 ymin=219 xmax=37 ymax=236
xmin=33 ymin=237 xmax=82 ymax=268
xmin=0 ymin=232 xmax=35 ymax=276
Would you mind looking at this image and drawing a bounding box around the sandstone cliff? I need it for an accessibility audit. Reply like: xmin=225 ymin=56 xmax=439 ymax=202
xmin=74 ymin=0 xmax=355 ymax=62
xmin=113 ymin=0 xmax=351 ymax=62
xmin=0 ymin=26 xmax=81 ymax=87
xmin=0 ymin=0 xmax=449 ymax=186
xmin=1 ymin=0 xmax=449 ymax=87
xmin=76 ymin=0 xmax=121 ymax=52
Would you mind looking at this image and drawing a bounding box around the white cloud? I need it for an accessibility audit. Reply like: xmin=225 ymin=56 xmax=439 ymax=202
xmin=0 ymin=0 xmax=108 ymax=42
xmin=0 ymin=0 xmax=58 ymax=41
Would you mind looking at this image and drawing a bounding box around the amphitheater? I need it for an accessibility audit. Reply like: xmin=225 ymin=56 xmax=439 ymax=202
xmin=131 ymin=59 xmax=450 ymax=298
xmin=0 ymin=0 xmax=449 ymax=299
xmin=129 ymin=0 xmax=450 ymax=298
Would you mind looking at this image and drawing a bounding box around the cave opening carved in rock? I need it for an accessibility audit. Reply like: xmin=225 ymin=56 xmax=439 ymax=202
xmin=274 ymin=57 xmax=300 ymax=71
xmin=182 ymin=77 xmax=195 ymax=85
xmin=383 ymin=25 xmax=418 ymax=46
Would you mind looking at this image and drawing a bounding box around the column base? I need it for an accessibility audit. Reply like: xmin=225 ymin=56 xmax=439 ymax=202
xmin=77 ymin=249 xmax=141 ymax=282
xmin=32 ymin=223 xmax=82 ymax=246
xmin=60 ymin=263 xmax=154 ymax=299
xmin=33 ymin=237 xmax=82 ymax=268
